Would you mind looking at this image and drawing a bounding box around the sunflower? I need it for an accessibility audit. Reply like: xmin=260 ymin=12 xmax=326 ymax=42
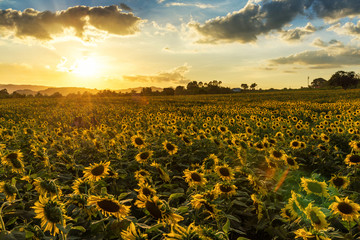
xmin=269 ymin=149 xmax=286 ymax=161
xmin=213 ymin=182 xmax=237 ymax=198
xmin=280 ymin=204 xmax=297 ymax=222
xmin=183 ymin=169 xmax=207 ymax=187
xmin=72 ymin=178 xmax=93 ymax=195
xmin=181 ymin=135 xmax=192 ymax=146
xmin=293 ymin=228 xmax=313 ymax=240
xmin=135 ymin=182 xmax=156 ymax=197
xmin=32 ymin=196 xmax=67 ymax=236
xmin=190 ymin=194 xmax=217 ymax=219
xmin=135 ymin=151 xmax=153 ymax=164
xmin=87 ymin=195 xmax=130 ymax=219
xmin=121 ymin=222 xmax=148 ymax=240
xmin=83 ymin=161 xmax=110 ymax=182
xmin=0 ymin=181 xmax=17 ymax=202
xmin=201 ymin=154 xmax=219 ymax=172
xmin=289 ymin=140 xmax=301 ymax=149
xmin=134 ymin=169 xmax=151 ymax=183
xmin=217 ymin=125 xmax=228 ymax=134
xmin=349 ymin=140 xmax=360 ymax=152
xmin=164 ymin=223 xmax=201 ymax=240
xmin=251 ymin=194 xmax=264 ymax=220
xmin=329 ymin=196 xmax=360 ymax=222
xmin=245 ymin=126 xmax=254 ymax=135
xmin=304 ymin=203 xmax=329 ymax=231
xmin=214 ymin=164 xmax=234 ymax=181
xmin=320 ymin=133 xmax=330 ymax=143
xmin=344 ymin=154 xmax=360 ymax=166
xmin=300 ymin=177 xmax=329 ymax=197
xmin=151 ymin=162 xmax=171 ymax=182
xmin=1 ymin=150 xmax=24 ymax=174
xmin=284 ymin=155 xmax=299 ymax=170
xmin=34 ymin=178 xmax=62 ymax=197
xmin=329 ymin=175 xmax=350 ymax=189
xmin=163 ymin=141 xmax=178 ymax=155
xmin=131 ymin=135 xmax=146 ymax=148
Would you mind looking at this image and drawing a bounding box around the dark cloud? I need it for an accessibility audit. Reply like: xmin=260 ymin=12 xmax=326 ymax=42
xmin=122 ymin=64 xmax=191 ymax=84
xmin=0 ymin=5 xmax=143 ymax=41
xmin=120 ymin=3 xmax=132 ymax=12
xmin=190 ymin=0 xmax=360 ymax=44
xmin=270 ymin=40 xmax=360 ymax=68
xmin=281 ymin=22 xmax=317 ymax=41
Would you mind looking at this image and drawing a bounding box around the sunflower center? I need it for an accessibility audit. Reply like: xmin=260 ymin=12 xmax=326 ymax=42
xmin=140 ymin=152 xmax=150 ymax=160
xmin=286 ymin=158 xmax=295 ymax=166
xmin=349 ymin=155 xmax=360 ymax=163
xmin=306 ymin=182 xmax=323 ymax=194
xmin=309 ymin=210 xmax=321 ymax=225
xmin=44 ymin=202 xmax=62 ymax=223
xmin=142 ymin=187 xmax=152 ymax=196
xmin=4 ymin=183 xmax=17 ymax=195
xmin=219 ymin=167 xmax=230 ymax=177
xmin=6 ymin=153 xmax=18 ymax=160
xmin=145 ymin=200 xmax=162 ymax=219
xmin=135 ymin=137 xmax=144 ymax=146
xmin=97 ymin=199 xmax=120 ymax=212
xmin=292 ymin=141 xmax=299 ymax=147
xmin=166 ymin=143 xmax=175 ymax=151
xmin=40 ymin=181 xmax=57 ymax=194
xmin=337 ymin=202 xmax=353 ymax=214
xmin=190 ymin=173 xmax=201 ymax=182
xmin=91 ymin=165 xmax=105 ymax=176
xmin=332 ymin=177 xmax=345 ymax=187
xmin=220 ymin=127 xmax=226 ymax=132
xmin=219 ymin=185 xmax=232 ymax=193
xmin=273 ymin=151 xmax=282 ymax=158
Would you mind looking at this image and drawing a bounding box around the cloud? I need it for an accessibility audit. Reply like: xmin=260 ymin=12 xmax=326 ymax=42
xmin=269 ymin=39 xmax=360 ymax=68
xmin=0 ymin=5 xmax=143 ymax=42
xmin=310 ymin=0 xmax=360 ymax=21
xmin=122 ymin=64 xmax=191 ymax=84
xmin=328 ymin=20 xmax=360 ymax=39
xmin=165 ymin=2 xmax=215 ymax=9
xmin=120 ymin=3 xmax=132 ymax=12
xmin=280 ymin=22 xmax=318 ymax=42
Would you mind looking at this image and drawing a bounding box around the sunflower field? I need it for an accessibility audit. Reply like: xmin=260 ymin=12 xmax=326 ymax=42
xmin=0 ymin=89 xmax=360 ymax=240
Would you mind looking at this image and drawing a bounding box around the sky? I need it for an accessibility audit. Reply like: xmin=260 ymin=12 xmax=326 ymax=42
xmin=0 ymin=0 xmax=360 ymax=90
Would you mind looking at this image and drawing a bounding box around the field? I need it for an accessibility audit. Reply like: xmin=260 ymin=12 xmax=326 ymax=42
xmin=0 ymin=89 xmax=360 ymax=240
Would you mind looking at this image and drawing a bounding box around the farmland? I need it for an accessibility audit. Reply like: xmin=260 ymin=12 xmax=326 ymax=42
xmin=0 ymin=89 xmax=359 ymax=239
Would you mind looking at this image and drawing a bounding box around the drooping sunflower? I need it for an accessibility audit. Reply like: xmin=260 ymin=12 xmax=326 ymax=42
xmin=121 ymin=222 xmax=148 ymax=240
xmin=72 ymin=178 xmax=93 ymax=195
xmin=293 ymin=228 xmax=313 ymax=240
xmin=1 ymin=150 xmax=24 ymax=174
xmin=201 ymin=154 xmax=219 ymax=172
xmin=183 ymin=169 xmax=207 ymax=187
xmin=214 ymin=164 xmax=234 ymax=181
xmin=300 ymin=177 xmax=329 ymax=197
xmin=251 ymin=194 xmax=264 ymax=220
xmin=134 ymin=169 xmax=151 ymax=183
xmin=349 ymin=140 xmax=360 ymax=152
xmin=329 ymin=175 xmax=350 ymax=189
xmin=32 ymin=196 xmax=67 ymax=236
xmin=280 ymin=203 xmax=298 ymax=222
xmin=344 ymin=154 xmax=360 ymax=166
xmin=284 ymin=155 xmax=299 ymax=170
xmin=34 ymin=178 xmax=62 ymax=197
xmin=181 ymin=135 xmax=192 ymax=146
xmin=163 ymin=141 xmax=178 ymax=155
xmin=135 ymin=151 xmax=153 ymax=164
xmin=131 ymin=135 xmax=146 ymax=148
xmin=304 ymin=203 xmax=329 ymax=231
xmin=151 ymin=162 xmax=171 ymax=182
xmin=190 ymin=194 xmax=217 ymax=219
xmin=329 ymin=196 xmax=360 ymax=222
xmin=164 ymin=223 xmax=201 ymax=240
xmin=83 ymin=161 xmax=110 ymax=182
xmin=87 ymin=195 xmax=130 ymax=219
xmin=135 ymin=182 xmax=156 ymax=197
xmin=213 ymin=182 xmax=237 ymax=198
xmin=0 ymin=181 xmax=17 ymax=202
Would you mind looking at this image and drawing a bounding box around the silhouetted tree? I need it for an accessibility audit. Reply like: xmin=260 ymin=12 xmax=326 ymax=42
xmin=141 ymin=87 xmax=153 ymax=95
xmin=162 ymin=87 xmax=175 ymax=95
xmin=241 ymin=84 xmax=249 ymax=90
xmin=175 ymin=86 xmax=185 ymax=95
xmin=311 ymin=78 xmax=327 ymax=88
xmin=0 ymin=89 xmax=9 ymax=98
xmin=50 ymin=92 xmax=63 ymax=98
xmin=250 ymin=83 xmax=257 ymax=90
xmin=328 ymin=71 xmax=359 ymax=89
xmin=186 ymin=81 xmax=199 ymax=94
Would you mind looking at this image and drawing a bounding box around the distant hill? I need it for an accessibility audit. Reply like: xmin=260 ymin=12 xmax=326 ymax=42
xmin=0 ymin=84 xmax=163 ymax=96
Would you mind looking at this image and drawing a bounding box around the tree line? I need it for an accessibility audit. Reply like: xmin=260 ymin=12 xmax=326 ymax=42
xmin=311 ymin=70 xmax=360 ymax=90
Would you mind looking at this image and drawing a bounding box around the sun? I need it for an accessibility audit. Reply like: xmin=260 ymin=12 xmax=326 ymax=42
xmin=72 ymin=57 xmax=100 ymax=78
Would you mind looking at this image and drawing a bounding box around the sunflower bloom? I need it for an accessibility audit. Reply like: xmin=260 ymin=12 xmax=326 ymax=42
xmin=0 ymin=181 xmax=17 ymax=202
xmin=72 ymin=178 xmax=93 ymax=195
xmin=183 ymin=169 xmax=207 ymax=187
xmin=213 ymin=183 xmax=237 ymax=198
xmin=1 ymin=150 xmax=24 ymax=174
xmin=131 ymin=135 xmax=146 ymax=148
xmin=135 ymin=151 xmax=153 ymax=164
xmin=163 ymin=141 xmax=178 ymax=155
xmin=214 ymin=164 xmax=234 ymax=181
xmin=121 ymin=222 xmax=148 ymax=240
xmin=294 ymin=228 xmax=313 ymax=240
xmin=34 ymin=178 xmax=62 ymax=197
xmin=300 ymin=177 xmax=329 ymax=197
xmin=344 ymin=154 xmax=360 ymax=166
xmin=83 ymin=161 xmax=110 ymax=182
xmin=164 ymin=223 xmax=201 ymax=240
xmin=329 ymin=175 xmax=350 ymax=189
xmin=304 ymin=203 xmax=329 ymax=231
xmin=329 ymin=196 xmax=360 ymax=222
xmin=87 ymin=195 xmax=130 ymax=219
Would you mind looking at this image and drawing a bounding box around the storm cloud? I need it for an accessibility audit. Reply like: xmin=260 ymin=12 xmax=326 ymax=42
xmin=0 ymin=5 xmax=143 ymax=41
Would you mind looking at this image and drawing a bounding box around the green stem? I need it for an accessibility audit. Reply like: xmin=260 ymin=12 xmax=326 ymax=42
xmin=0 ymin=202 xmax=10 ymax=231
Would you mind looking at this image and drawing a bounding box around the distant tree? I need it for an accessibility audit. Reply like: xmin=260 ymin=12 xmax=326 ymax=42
xmin=11 ymin=92 xmax=25 ymax=98
xmin=175 ymin=86 xmax=185 ymax=95
xmin=250 ymin=83 xmax=257 ymax=90
xmin=186 ymin=81 xmax=199 ymax=94
xmin=311 ymin=78 xmax=327 ymax=88
xmin=141 ymin=87 xmax=153 ymax=95
xmin=241 ymin=84 xmax=249 ymax=90
xmin=50 ymin=92 xmax=63 ymax=98
xmin=162 ymin=87 xmax=175 ymax=95
xmin=328 ymin=71 xmax=359 ymax=89
xmin=0 ymin=89 xmax=9 ymax=98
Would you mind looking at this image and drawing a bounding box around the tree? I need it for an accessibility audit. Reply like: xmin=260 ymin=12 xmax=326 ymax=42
xmin=162 ymin=87 xmax=175 ymax=95
xmin=141 ymin=87 xmax=153 ymax=95
xmin=328 ymin=71 xmax=359 ymax=89
xmin=175 ymin=86 xmax=185 ymax=95
xmin=241 ymin=84 xmax=249 ymax=90
xmin=186 ymin=81 xmax=199 ymax=94
xmin=0 ymin=89 xmax=9 ymax=98
xmin=311 ymin=78 xmax=327 ymax=88
xmin=250 ymin=83 xmax=257 ymax=90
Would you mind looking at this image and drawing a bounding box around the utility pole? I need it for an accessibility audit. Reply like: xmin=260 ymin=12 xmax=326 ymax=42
xmin=307 ymin=76 xmax=309 ymax=88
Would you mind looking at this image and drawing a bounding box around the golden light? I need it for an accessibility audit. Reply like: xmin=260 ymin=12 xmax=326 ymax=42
xmin=72 ymin=57 xmax=100 ymax=78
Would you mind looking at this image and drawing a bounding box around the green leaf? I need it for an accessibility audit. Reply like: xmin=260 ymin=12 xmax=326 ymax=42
xmin=177 ymin=206 xmax=189 ymax=213
xmin=168 ymin=193 xmax=184 ymax=202
xmin=237 ymin=237 xmax=251 ymax=240
xmin=71 ymin=226 xmax=86 ymax=232
xmin=222 ymin=218 xmax=230 ymax=234
xmin=25 ymin=230 xmax=34 ymax=239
